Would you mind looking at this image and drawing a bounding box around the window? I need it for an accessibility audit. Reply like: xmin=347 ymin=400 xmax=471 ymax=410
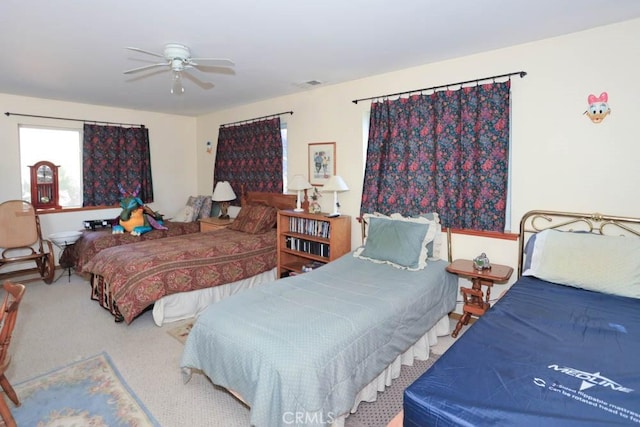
xmin=214 ymin=118 xmax=284 ymax=195
xmin=19 ymin=126 xmax=82 ymax=208
xmin=361 ymin=82 xmax=513 ymax=233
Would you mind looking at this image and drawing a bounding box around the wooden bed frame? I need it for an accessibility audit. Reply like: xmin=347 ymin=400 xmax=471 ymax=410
xmin=241 ymin=191 xmax=297 ymax=210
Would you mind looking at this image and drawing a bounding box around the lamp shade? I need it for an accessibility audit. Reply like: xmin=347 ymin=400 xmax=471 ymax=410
xmin=212 ymin=181 xmax=236 ymax=202
xmin=288 ymin=174 xmax=312 ymax=191
xmin=321 ymin=175 xmax=348 ymax=216
xmin=321 ymin=175 xmax=349 ymax=192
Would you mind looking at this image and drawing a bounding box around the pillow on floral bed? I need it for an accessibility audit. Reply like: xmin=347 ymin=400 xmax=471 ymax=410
xmin=228 ymin=204 xmax=277 ymax=234
xmin=198 ymin=196 xmax=213 ymax=220
xmin=172 ymin=205 xmax=196 ymax=223
xmin=186 ymin=196 xmax=205 ymax=219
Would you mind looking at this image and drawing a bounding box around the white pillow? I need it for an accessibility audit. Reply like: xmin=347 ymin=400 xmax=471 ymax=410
xmin=523 ymin=229 xmax=640 ymax=299
xmin=430 ymin=225 xmax=444 ymax=260
xmin=172 ymin=205 xmax=196 ymax=223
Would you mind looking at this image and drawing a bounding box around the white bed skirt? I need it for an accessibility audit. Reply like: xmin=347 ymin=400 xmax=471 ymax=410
xmin=182 ymin=311 xmax=450 ymax=425
xmin=333 ymin=314 xmax=451 ymax=427
xmin=152 ymin=268 xmax=277 ymax=326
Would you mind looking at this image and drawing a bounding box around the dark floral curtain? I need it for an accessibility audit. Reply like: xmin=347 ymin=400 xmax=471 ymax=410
xmin=82 ymin=124 xmax=154 ymax=206
xmin=214 ymin=117 xmax=283 ymax=201
xmin=361 ymin=81 xmax=510 ymax=232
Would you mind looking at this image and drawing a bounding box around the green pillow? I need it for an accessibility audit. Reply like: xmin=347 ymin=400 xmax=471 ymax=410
xmin=354 ymin=214 xmax=435 ymax=270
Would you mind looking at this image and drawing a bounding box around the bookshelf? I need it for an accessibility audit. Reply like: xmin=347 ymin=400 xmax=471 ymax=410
xmin=277 ymin=210 xmax=351 ymax=277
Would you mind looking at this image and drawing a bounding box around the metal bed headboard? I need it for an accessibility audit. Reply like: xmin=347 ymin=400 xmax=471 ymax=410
xmin=517 ymin=210 xmax=640 ymax=278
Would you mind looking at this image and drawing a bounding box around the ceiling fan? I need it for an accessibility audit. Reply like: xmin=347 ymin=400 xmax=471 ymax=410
xmin=123 ymin=43 xmax=235 ymax=95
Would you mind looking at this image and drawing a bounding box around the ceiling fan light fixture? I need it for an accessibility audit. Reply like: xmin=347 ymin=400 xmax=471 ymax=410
xmin=171 ymin=58 xmax=186 ymax=71
xmin=124 ymin=43 xmax=234 ymax=95
xmin=171 ymin=71 xmax=184 ymax=95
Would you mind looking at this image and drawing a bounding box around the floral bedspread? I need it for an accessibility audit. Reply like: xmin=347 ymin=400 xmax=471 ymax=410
xmin=84 ymin=228 xmax=277 ymax=323
xmin=68 ymin=221 xmax=200 ymax=274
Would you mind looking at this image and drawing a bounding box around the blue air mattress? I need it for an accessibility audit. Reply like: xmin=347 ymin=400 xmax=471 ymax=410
xmin=404 ymin=276 xmax=640 ymax=426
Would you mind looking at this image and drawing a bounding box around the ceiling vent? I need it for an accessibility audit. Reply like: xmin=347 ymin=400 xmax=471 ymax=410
xmin=294 ymin=80 xmax=324 ymax=89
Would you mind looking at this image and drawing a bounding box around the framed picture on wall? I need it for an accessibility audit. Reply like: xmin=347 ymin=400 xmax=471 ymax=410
xmin=308 ymin=142 xmax=336 ymax=186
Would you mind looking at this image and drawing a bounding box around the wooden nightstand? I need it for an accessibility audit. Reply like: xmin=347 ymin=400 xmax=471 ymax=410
xmin=199 ymin=217 xmax=234 ymax=232
xmin=447 ymin=259 xmax=513 ymax=338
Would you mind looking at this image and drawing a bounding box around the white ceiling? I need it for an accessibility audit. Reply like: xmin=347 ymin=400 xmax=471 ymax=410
xmin=2 ymin=1 xmax=640 ymax=117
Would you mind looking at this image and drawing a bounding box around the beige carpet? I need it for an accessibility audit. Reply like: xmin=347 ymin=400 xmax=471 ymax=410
xmin=344 ymin=355 xmax=440 ymax=427
xmin=167 ymin=319 xmax=194 ymax=344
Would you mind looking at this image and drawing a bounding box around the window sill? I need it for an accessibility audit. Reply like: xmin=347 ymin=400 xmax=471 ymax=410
xmin=36 ymin=205 xmax=119 ymax=215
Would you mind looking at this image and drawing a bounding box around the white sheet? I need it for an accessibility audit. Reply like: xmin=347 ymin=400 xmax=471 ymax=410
xmin=152 ymin=268 xmax=277 ymax=326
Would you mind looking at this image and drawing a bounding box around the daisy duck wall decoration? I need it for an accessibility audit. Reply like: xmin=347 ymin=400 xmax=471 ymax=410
xmin=584 ymin=92 xmax=611 ymax=124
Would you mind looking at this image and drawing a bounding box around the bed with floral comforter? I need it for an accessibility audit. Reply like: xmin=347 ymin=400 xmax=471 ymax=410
xmin=68 ymin=221 xmax=201 ymax=274
xmin=83 ymin=193 xmax=297 ymax=324
xmin=85 ymin=227 xmax=278 ymax=323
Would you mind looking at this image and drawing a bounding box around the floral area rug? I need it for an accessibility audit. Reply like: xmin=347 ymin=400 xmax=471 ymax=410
xmin=9 ymin=352 xmax=159 ymax=427
xmin=167 ymin=319 xmax=195 ymax=344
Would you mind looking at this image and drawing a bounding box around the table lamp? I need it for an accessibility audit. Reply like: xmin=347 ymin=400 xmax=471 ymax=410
xmin=321 ymin=175 xmax=348 ymax=216
xmin=288 ymin=174 xmax=312 ymax=212
xmin=212 ymin=181 xmax=237 ymax=219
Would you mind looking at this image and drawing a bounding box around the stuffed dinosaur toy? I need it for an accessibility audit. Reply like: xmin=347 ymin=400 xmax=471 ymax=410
xmin=112 ymin=184 xmax=167 ymax=236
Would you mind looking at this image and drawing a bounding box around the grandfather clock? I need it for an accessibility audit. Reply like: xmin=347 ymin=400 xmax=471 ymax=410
xmin=29 ymin=160 xmax=61 ymax=209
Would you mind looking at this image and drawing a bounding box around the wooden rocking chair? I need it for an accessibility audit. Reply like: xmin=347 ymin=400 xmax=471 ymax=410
xmin=0 ymin=200 xmax=55 ymax=284
xmin=0 ymin=281 xmax=26 ymax=427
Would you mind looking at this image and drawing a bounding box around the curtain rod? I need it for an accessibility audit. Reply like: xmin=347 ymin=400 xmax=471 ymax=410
xmin=351 ymin=71 xmax=527 ymax=104
xmin=4 ymin=112 xmax=145 ymax=128
xmin=220 ymin=111 xmax=293 ymax=128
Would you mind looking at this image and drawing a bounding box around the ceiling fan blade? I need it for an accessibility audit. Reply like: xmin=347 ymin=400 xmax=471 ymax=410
xmin=189 ymin=58 xmax=235 ymax=67
xmin=123 ymin=63 xmax=168 ymax=74
xmin=125 ymin=46 xmax=165 ymax=58
xmin=182 ymin=71 xmax=215 ymax=90
xmin=189 ymin=63 xmax=236 ymax=75
xmin=124 ymin=68 xmax=170 ymax=82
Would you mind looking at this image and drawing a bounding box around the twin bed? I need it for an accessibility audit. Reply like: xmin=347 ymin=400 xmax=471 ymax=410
xmin=181 ymin=211 xmax=457 ymax=426
xmin=403 ymin=210 xmax=640 ymax=426
xmin=79 ymin=191 xmax=296 ymax=325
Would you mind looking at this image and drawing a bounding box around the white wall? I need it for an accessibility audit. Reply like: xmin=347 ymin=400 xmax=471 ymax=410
xmin=197 ymin=18 xmax=640 ymax=311
xmin=0 ymin=93 xmax=197 ymax=260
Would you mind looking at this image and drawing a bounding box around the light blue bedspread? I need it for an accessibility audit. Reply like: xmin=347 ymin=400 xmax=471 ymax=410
xmin=180 ymin=252 xmax=457 ymax=427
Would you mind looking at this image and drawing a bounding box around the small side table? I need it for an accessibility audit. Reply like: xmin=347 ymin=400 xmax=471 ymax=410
xmin=199 ymin=217 xmax=234 ymax=232
xmin=49 ymin=231 xmax=83 ymax=283
xmin=447 ymin=259 xmax=513 ymax=338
